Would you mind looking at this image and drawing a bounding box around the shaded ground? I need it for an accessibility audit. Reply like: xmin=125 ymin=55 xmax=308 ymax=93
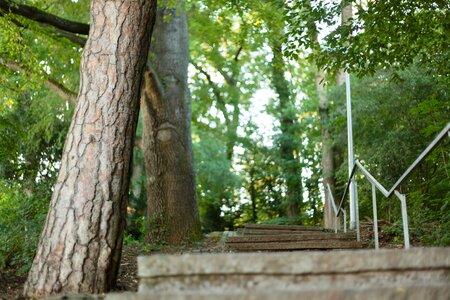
xmin=0 ymin=268 xmax=26 ymax=300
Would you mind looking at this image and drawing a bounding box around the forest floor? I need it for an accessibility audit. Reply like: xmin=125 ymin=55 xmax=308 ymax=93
xmin=0 ymin=223 xmax=404 ymax=299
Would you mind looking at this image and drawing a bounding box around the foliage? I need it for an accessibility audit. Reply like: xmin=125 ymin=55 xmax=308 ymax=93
xmin=285 ymin=0 xmax=450 ymax=81
xmin=193 ymin=127 xmax=242 ymax=231
xmin=0 ymin=81 xmax=71 ymax=273
xmin=0 ymin=180 xmax=49 ymax=273
xmin=126 ymin=144 xmax=147 ymax=241
xmin=237 ymin=139 xmax=284 ymax=225
xmin=0 ymin=0 xmax=84 ymax=95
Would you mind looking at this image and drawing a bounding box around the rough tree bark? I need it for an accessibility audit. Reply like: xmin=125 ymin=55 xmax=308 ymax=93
xmin=141 ymin=1 xmax=201 ymax=245
xmin=23 ymin=0 xmax=156 ymax=296
xmin=271 ymin=42 xmax=303 ymax=217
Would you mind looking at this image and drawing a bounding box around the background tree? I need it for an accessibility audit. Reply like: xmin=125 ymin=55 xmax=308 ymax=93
xmin=188 ymin=0 xmax=264 ymax=229
xmin=141 ymin=0 xmax=201 ymax=245
xmin=267 ymin=6 xmax=304 ymax=218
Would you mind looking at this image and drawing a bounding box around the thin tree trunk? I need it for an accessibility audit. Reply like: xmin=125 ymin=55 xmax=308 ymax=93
xmin=249 ymin=166 xmax=257 ymax=223
xmin=142 ymin=2 xmax=201 ymax=245
xmin=271 ymin=42 xmax=303 ymax=217
xmin=23 ymin=0 xmax=156 ymax=296
xmin=315 ymin=68 xmax=340 ymax=229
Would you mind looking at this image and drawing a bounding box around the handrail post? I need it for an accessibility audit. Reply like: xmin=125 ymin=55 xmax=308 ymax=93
xmin=371 ymin=183 xmax=379 ymax=250
xmin=345 ymin=72 xmax=358 ymax=229
xmin=342 ymin=209 xmax=347 ymax=233
xmin=395 ymin=191 xmax=410 ymax=249
xmin=328 ymin=193 xmax=333 ymax=231
xmin=327 ymin=184 xmax=340 ymax=233
xmin=334 ymin=217 xmax=338 ymax=234
xmin=355 ymin=180 xmax=360 ymax=242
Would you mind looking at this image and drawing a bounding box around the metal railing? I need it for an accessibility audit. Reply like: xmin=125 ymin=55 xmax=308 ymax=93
xmin=328 ymin=122 xmax=450 ymax=249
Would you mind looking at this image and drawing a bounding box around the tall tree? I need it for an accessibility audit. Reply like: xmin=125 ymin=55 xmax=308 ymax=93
xmin=141 ymin=1 xmax=201 ymax=245
xmin=247 ymin=0 xmax=303 ymax=217
xmin=23 ymin=0 xmax=156 ymax=296
xmin=271 ymin=42 xmax=303 ymax=217
xmin=188 ymin=1 xmax=262 ymax=228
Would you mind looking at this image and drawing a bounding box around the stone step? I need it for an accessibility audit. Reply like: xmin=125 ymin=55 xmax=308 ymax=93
xmin=136 ymin=247 xmax=450 ymax=295
xmin=226 ymin=240 xmax=362 ymax=251
xmin=239 ymin=228 xmax=325 ymax=235
xmin=107 ymin=284 xmax=450 ymax=300
xmin=238 ymin=224 xmax=327 ymax=236
xmin=244 ymin=223 xmax=324 ymax=231
xmin=226 ymin=232 xmax=356 ymax=243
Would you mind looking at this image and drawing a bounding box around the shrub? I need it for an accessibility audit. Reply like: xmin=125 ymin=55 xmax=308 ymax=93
xmin=0 ymin=181 xmax=49 ymax=274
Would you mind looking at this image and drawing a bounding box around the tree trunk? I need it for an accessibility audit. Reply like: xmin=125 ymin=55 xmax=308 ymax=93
xmin=271 ymin=43 xmax=303 ymax=217
xmin=249 ymin=166 xmax=257 ymax=223
xmin=315 ymin=68 xmax=340 ymax=229
xmin=131 ymin=159 xmax=144 ymax=200
xmin=142 ymin=2 xmax=201 ymax=245
xmin=23 ymin=0 xmax=156 ymax=296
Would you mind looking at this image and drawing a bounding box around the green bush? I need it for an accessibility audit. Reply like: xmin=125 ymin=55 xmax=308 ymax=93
xmin=0 ymin=181 xmax=49 ymax=274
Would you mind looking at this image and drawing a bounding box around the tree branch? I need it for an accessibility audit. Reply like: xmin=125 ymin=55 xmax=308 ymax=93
xmin=0 ymin=58 xmax=77 ymax=105
xmin=234 ymin=46 xmax=243 ymax=62
xmin=0 ymin=11 xmax=86 ymax=47
xmin=42 ymin=24 xmax=87 ymax=46
xmin=191 ymin=61 xmax=232 ymax=125
xmin=0 ymin=0 xmax=89 ymax=34
xmin=191 ymin=61 xmax=226 ymax=107
xmin=215 ymin=64 xmax=235 ymax=87
xmin=214 ymin=46 xmax=242 ymax=87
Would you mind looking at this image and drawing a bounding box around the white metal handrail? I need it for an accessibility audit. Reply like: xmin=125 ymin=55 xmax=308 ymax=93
xmin=331 ymin=122 xmax=450 ymax=249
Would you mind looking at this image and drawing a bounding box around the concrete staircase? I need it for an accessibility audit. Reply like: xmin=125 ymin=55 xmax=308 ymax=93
xmin=225 ymin=223 xmax=362 ymax=251
xmin=106 ymin=247 xmax=450 ymax=299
